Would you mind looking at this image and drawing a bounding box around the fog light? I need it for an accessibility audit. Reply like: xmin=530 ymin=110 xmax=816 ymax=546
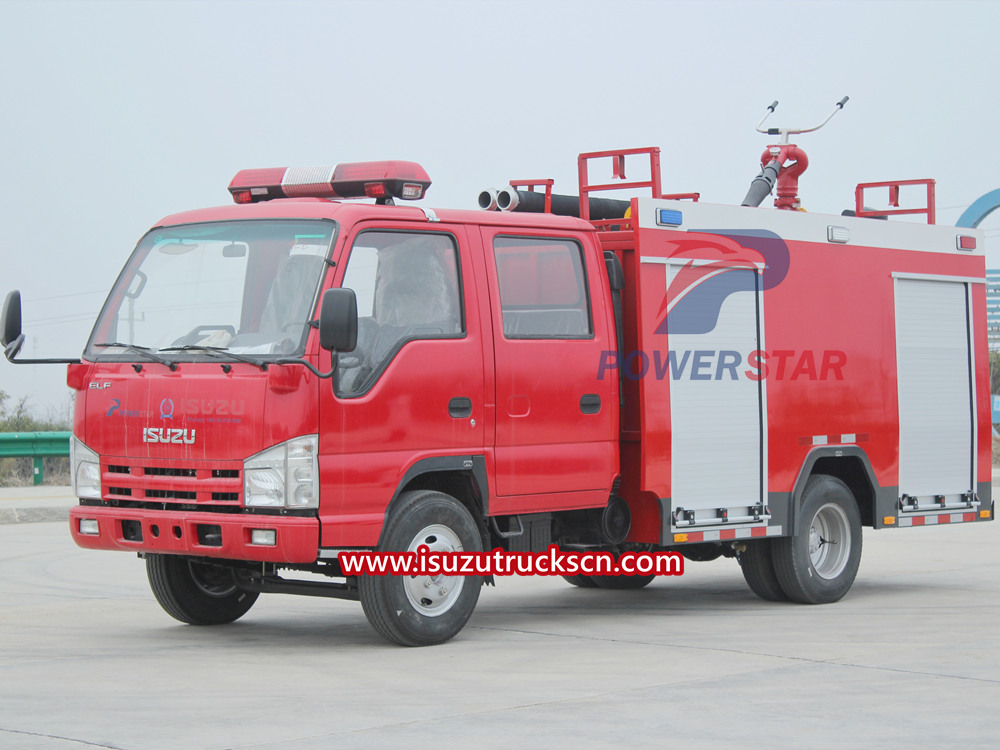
xmin=79 ymin=518 xmax=99 ymax=536
xmin=251 ymin=528 xmax=277 ymax=546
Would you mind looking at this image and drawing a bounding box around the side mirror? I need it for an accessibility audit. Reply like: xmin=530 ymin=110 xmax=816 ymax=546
xmin=1 ymin=290 xmax=25 ymax=359
xmin=319 ymin=288 xmax=358 ymax=353
xmin=0 ymin=289 xmax=79 ymax=366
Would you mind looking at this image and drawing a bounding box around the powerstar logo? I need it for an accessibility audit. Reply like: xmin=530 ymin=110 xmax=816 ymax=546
xmin=142 ymin=428 xmax=196 ymax=445
xmin=598 ymin=230 xmax=846 ymax=381
xmin=655 ymin=230 xmax=788 ymax=334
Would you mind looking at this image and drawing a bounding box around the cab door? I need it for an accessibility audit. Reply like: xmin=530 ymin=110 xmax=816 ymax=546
xmin=480 ymin=228 xmax=617 ymax=512
xmin=318 ymin=223 xmax=486 ymax=546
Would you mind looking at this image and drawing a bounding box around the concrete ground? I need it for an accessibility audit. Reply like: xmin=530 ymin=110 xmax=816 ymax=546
xmin=0 ymin=485 xmax=76 ymax=525
xmin=0 ymin=486 xmax=997 ymax=749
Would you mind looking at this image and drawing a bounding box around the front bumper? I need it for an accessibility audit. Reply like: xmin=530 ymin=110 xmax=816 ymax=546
xmin=69 ymin=505 xmax=319 ymax=563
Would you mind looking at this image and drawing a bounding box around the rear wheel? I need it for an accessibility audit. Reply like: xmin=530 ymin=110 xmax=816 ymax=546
xmin=146 ymin=555 xmax=258 ymax=625
xmin=772 ymin=475 xmax=862 ymax=604
xmin=562 ymin=574 xmax=598 ymax=588
xmin=359 ymin=490 xmax=483 ymax=646
xmin=738 ymin=540 xmax=789 ymax=602
xmin=591 ymin=573 xmax=656 ymax=590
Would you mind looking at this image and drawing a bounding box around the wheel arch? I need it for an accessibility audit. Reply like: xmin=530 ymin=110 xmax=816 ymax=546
xmin=377 ymin=455 xmax=489 ymax=549
xmin=790 ymin=447 xmax=878 ymax=534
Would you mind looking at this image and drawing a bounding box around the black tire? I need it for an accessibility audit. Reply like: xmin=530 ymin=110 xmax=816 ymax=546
xmin=739 ymin=540 xmax=790 ymax=602
xmin=591 ymin=573 xmax=656 ymax=590
xmin=772 ymin=475 xmax=863 ymax=604
xmin=680 ymin=543 xmax=724 ymax=562
xmin=562 ymin=574 xmax=598 ymax=588
xmin=359 ymin=490 xmax=483 ymax=646
xmin=146 ymin=555 xmax=258 ymax=625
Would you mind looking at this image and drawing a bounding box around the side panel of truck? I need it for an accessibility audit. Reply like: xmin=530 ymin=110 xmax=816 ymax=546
xmin=624 ymin=198 xmax=990 ymax=544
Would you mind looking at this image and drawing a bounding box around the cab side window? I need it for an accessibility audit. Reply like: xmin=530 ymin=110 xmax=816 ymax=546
xmin=494 ymin=236 xmax=592 ymax=338
xmin=337 ymin=231 xmax=463 ymax=396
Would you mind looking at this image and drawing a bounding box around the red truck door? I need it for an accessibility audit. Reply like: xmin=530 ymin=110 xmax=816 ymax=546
xmin=317 ymin=223 xmax=486 ymax=546
xmin=480 ymin=228 xmax=617 ymax=511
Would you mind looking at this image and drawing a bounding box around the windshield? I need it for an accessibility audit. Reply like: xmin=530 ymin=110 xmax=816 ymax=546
xmin=85 ymin=220 xmax=336 ymax=361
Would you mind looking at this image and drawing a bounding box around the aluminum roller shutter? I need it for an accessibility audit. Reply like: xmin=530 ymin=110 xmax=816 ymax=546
xmin=667 ymin=266 xmax=764 ymax=523
xmin=895 ymin=278 xmax=974 ymax=501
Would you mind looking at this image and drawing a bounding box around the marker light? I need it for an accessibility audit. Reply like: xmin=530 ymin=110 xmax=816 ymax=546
xmin=79 ymin=518 xmax=100 ymax=536
xmin=656 ymin=209 xmax=683 ymax=226
xmin=251 ymin=529 xmax=277 ymax=546
xmin=228 ymin=161 xmax=431 ymax=204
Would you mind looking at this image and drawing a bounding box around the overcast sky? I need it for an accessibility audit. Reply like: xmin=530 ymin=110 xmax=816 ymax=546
xmin=1 ymin=0 xmax=998 ymax=416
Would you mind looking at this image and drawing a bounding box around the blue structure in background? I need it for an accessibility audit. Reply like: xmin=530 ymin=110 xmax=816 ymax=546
xmin=988 ymin=270 xmax=1000 ymax=352
xmin=958 ymin=190 xmax=1000 ymax=352
xmin=957 ymin=189 xmax=1000 ymax=228
xmin=958 ymin=192 xmax=1000 ymax=419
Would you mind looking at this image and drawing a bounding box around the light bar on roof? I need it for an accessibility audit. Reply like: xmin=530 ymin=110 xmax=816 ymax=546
xmin=227 ymin=160 xmax=431 ymax=204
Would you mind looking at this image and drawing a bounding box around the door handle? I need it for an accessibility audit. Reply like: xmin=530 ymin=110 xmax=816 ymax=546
xmin=449 ymin=397 xmax=473 ymax=418
xmin=580 ymin=394 xmax=601 ymax=414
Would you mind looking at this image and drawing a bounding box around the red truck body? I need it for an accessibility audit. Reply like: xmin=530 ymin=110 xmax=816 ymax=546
xmin=4 ymin=147 xmax=984 ymax=645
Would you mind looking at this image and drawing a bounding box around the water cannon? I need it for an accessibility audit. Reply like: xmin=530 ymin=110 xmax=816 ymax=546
xmin=742 ymin=97 xmax=848 ymax=210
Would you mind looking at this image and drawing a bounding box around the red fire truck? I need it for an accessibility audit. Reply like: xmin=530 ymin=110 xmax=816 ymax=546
xmin=2 ymin=101 xmax=992 ymax=645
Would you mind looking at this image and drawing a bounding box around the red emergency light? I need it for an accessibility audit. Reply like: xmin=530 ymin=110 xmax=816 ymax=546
xmin=227 ymin=161 xmax=431 ymax=204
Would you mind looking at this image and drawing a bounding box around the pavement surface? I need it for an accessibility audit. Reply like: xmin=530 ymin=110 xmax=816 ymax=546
xmin=0 ymin=486 xmax=998 ymax=749
xmin=0 ymin=485 xmax=77 ymax=525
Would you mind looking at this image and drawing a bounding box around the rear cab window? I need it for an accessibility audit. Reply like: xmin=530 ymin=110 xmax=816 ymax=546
xmin=493 ymin=236 xmax=592 ymax=339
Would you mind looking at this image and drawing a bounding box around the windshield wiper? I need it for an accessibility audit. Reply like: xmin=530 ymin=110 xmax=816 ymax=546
xmin=159 ymin=345 xmax=269 ymax=371
xmin=93 ymin=342 xmax=177 ymax=371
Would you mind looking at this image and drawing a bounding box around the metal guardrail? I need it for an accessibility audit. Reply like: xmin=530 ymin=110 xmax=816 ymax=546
xmin=0 ymin=431 xmax=71 ymax=485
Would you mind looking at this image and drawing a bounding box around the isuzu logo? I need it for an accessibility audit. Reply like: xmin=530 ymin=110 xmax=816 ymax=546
xmin=143 ymin=427 xmax=196 ymax=445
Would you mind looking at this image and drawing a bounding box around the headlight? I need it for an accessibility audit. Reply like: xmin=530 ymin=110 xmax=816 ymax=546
xmin=244 ymin=435 xmax=319 ymax=509
xmin=70 ymin=436 xmax=102 ymax=500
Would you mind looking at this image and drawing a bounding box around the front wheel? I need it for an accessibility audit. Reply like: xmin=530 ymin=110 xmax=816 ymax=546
xmin=359 ymin=490 xmax=483 ymax=646
xmin=772 ymin=475 xmax=862 ymax=604
xmin=146 ymin=555 xmax=258 ymax=625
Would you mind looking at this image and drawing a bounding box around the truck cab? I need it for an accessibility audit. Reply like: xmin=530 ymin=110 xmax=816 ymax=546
xmin=4 ymin=162 xmax=622 ymax=645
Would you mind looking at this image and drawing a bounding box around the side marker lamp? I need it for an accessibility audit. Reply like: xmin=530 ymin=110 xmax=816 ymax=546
xmin=657 ymin=209 xmax=683 ymax=227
